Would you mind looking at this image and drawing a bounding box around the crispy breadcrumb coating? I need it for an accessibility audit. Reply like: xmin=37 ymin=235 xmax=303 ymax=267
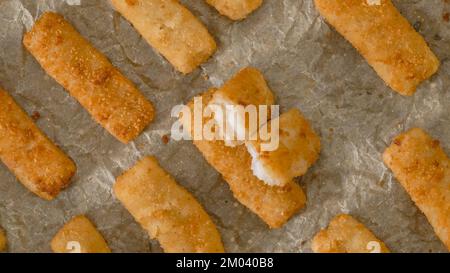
xmin=23 ymin=12 xmax=154 ymax=143
xmin=111 ymin=0 xmax=217 ymax=74
xmin=0 ymin=88 xmax=76 ymax=200
xmin=315 ymin=0 xmax=439 ymax=95
xmin=51 ymin=215 xmax=111 ymax=253
xmin=114 ymin=156 xmax=225 ymax=253
xmin=384 ymin=128 xmax=450 ymax=251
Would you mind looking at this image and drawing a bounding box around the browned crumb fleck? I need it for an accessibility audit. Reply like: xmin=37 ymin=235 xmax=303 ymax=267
xmin=443 ymin=13 xmax=450 ymax=22
xmin=162 ymin=134 xmax=170 ymax=144
xmin=31 ymin=111 xmax=41 ymax=121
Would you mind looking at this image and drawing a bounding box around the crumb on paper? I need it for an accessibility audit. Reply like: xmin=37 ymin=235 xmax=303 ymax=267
xmin=31 ymin=111 xmax=41 ymax=121
xmin=162 ymin=134 xmax=170 ymax=144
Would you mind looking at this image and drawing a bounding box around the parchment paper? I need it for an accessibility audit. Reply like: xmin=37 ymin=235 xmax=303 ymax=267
xmin=0 ymin=0 xmax=449 ymax=253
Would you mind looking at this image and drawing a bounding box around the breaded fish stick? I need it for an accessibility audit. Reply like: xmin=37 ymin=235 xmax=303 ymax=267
xmin=0 ymin=227 xmax=6 ymax=252
xmin=206 ymin=0 xmax=263 ymax=20
xmin=246 ymin=108 xmax=321 ymax=187
xmin=110 ymin=0 xmax=217 ymax=74
xmin=51 ymin=215 xmax=111 ymax=253
xmin=114 ymin=156 xmax=224 ymax=253
xmin=0 ymin=88 xmax=76 ymax=200
xmin=211 ymin=68 xmax=275 ymax=110
xmin=209 ymin=67 xmax=275 ymax=147
xmin=23 ymin=12 xmax=155 ymax=143
xmin=383 ymin=128 xmax=450 ymax=251
xmin=186 ymin=90 xmax=306 ymax=228
xmin=314 ymin=0 xmax=439 ymax=96
xmin=312 ymin=214 xmax=390 ymax=253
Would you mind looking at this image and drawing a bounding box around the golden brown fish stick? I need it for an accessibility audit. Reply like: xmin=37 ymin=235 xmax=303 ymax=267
xmin=186 ymin=90 xmax=306 ymax=228
xmin=110 ymin=0 xmax=217 ymax=74
xmin=314 ymin=0 xmax=439 ymax=96
xmin=383 ymin=128 xmax=450 ymax=251
xmin=114 ymin=156 xmax=224 ymax=253
xmin=0 ymin=88 xmax=76 ymax=200
xmin=51 ymin=215 xmax=111 ymax=253
xmin=23 ymin=12 xmax=155 ymax=143
xmin=206 ymin=0 xmax=263 ymax=20
xmin=312 ymin=214 xmax=390 ymax=253
xmin=0 ymin=227 xmax=6 ymax=252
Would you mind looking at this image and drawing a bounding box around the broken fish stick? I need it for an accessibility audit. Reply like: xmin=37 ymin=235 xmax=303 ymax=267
xmin=206 ymin=0 xmax=263 ymax=20
xmin=208 ymin=67 xmax=275 ymax=147
xmin=51 ymin=215 xmax=111 ymax=253
xmin=23 ymin=12 xmax=155 ymax=143
xmin=114 ymin=156 xmax=224 ymax=253
xmin=312 ymin=214 xmax=390 ymax=253
xmin=383 ymin=128 xmax=450 ymax=251
xmin=246 ymin=108 xmax=321 ymax=187
xmin=0 ymin=227 xmax=6 ymax=252
xmin=314 ymin=0 xmax=439 ymax=96
xmin=110 ymin=0 xmax=217 ymax=74
xmin=185 ymin=90 xmax=306 ymax=228
xmin=0 ymin=88 xmax=76 ymax=200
